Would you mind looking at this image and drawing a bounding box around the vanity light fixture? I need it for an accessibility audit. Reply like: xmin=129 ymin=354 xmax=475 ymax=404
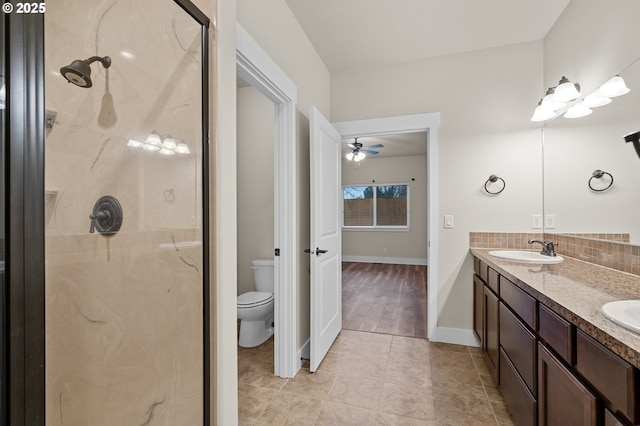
xmin=127 ymin=132 xmax=191 ymax=155
xmin=541 ymin=88 xmax=566 ymax=111
xmin=598 ymin=76 xmax=630 ymax=98
xmin=531 ymin=101 xmax=557 ymax=122
xmin=553 ymin=76 xmax=581 ymax=102
xmin=564 ymin=102 xmax=592 ymax=119
xmin=583 ymin=92 xmax=611 ymax=108
xmin=531 ymin=75 xmax=630 ymax=122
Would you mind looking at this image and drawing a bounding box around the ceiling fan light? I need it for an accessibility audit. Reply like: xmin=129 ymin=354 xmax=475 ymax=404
xmin=354 ymin=152 xmax=366 ymax=162
xmin=345 ymin=152 xmax=354 ymax=161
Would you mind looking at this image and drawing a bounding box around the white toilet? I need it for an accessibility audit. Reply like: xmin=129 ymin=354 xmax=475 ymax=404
xmin=237 ymin=259 xmax=275 ymax=347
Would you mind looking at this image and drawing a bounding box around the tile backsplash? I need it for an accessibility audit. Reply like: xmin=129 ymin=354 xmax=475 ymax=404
xmin=469 ymin=232 xmax=543 ymax=250
xmin=470 ymin=232 xmax=640 ymax=277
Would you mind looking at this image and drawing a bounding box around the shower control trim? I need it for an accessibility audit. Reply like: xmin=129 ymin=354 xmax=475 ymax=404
xmin=89 ymin=195 xmax=123 ymax=236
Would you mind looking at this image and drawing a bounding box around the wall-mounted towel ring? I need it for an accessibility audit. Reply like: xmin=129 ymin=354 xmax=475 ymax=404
xmin=484 ymin=175 xmax=506 ymax=195
xmin=588 ymin=169 xmax=614 ymax=192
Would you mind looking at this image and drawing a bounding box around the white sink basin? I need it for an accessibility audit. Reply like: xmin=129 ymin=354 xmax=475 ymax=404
xmin=488 ymin=250 xmax=564 ymax=264
xmin=602 ymin=300 xmax=640 ymax=334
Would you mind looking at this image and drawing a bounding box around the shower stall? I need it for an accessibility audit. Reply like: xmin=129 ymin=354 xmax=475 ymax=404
xmin=2 ymin=0 xmax=211 ymax=424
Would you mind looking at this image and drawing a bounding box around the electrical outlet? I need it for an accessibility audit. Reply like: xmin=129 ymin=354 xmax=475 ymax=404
xmin=531 ymin=214 xmax=543 ymax=229
xmin=545 ymin=214 xmax=556 ymax=229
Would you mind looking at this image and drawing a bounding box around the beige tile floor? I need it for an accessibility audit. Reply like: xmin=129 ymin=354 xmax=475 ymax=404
xmin=238 ymin=330 xmax=515 ymax=425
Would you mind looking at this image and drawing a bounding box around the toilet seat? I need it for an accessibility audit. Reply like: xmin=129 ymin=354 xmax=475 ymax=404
xmin=237 ymin=291 xmax=273 ymax=308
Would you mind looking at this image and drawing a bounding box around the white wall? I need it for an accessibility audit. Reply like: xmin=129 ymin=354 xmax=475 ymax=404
xmin=236 ymin=0 xmax=331 ymax=349
xmin=211 ymin=0 xmax=238 ymax=423
xmin=331 ymin=42 xmax=544 ymax=331
xmin=542 ymin=0 xmax=640 ymax=243
xmin=236 ymin=85 xmax=275 ymax=293
xmin=342 ymin=155 xmax=428 ymax=263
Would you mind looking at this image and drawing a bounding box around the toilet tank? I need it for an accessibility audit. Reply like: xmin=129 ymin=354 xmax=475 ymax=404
xmin=252 ymin=259 xmax=274 ymax=293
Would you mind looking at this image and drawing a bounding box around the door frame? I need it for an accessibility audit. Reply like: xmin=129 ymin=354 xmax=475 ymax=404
xmin=236 ymin=24 xmax=299 ymax=378
xmin=332 ymin=113 xmax=441 ymax=340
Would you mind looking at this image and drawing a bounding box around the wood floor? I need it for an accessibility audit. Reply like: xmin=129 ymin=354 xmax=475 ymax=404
xmin=342 ymin=262 xmax=427 ymax=338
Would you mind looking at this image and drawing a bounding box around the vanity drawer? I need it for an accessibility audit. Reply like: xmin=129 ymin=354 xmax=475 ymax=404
xmin=538 ymin=303 xmax=572 ymax=363
xmin=500 ymin=348 xmax=536 ymax=426
xmin=575 ymin=330 xmax=639 ymax=423
xmin=500 ymin=276 xmax=536 ymax=329
xmin=500 ymin=302 xmax=537 ymax=395
xmin=487 ymin=267 xmax=499 ymax=294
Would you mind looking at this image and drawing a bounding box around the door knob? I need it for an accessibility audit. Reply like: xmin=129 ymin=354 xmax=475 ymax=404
xmin=315 ymin=248 xmax=328 ymax=256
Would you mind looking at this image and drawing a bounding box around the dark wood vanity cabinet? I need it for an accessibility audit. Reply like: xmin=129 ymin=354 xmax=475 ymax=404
xmin=538 ymin=342 xmax=598 ymax=426
xmin=484 ymin=285 xmax=499 ymax=379
xmin=472 ymin=254 xmax=640 ymax=426
xmin=473 ymin=274 xmax=484 ymax=343
xmin=473 ymin=259 xmax=499 ymax=382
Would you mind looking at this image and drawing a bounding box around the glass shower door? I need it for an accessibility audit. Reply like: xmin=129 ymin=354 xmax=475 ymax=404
xmin=44 ymin=0 xmax=209 ymax=424
xmin=0 ymin=10 xmax=6 ymax=424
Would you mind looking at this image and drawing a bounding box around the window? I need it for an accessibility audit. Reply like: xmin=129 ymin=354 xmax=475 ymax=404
xmin=343 ymin=184 xmax=409 ymax=229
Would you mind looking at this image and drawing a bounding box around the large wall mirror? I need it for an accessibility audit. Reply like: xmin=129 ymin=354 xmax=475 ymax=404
xmin=543 ymin=58 xmax=640 ymax=244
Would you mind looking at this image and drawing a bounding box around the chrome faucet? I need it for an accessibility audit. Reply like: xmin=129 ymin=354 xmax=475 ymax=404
xmin=528 ymin=239 xmax=558 ymax=257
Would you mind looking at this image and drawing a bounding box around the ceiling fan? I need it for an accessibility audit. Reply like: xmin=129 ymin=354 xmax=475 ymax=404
xmin=345 ymin=138 xmax=384 ymax=161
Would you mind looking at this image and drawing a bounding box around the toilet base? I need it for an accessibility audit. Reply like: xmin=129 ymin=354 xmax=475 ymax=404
xmin=238 ymin=319 xmax=274 ymax=348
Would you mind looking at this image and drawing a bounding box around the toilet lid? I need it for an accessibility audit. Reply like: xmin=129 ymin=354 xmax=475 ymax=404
xmin=237 ymin=291 xmax=273 ymax=308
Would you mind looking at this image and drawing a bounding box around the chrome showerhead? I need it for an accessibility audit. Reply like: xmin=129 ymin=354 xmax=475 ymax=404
xmin=60 ymin=56 xmax=111 ymax=88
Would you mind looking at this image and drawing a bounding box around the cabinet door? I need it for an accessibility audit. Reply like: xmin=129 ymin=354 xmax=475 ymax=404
xmin=484 ymin=286 xmax=499 ymax=382
xmin=538 ymin=343 xmax=598 ymax=426
xmin=473 ymin=275 xmax=484 ymax=343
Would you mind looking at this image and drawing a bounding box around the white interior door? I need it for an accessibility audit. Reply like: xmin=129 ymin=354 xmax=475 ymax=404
xmin=309 ymin=106 xmax=342 ymax=372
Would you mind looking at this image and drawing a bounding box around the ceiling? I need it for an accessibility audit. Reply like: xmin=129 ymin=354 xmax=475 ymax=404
xmin=283 ymin=0 xmax=570 ymax=158
xmin=284 ymin=0 xmax=570 ymax=73
xmin=240 ymin=1 xmax=572 ymax=158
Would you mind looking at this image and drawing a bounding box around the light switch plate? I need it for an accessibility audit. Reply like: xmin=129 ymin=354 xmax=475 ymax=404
xmin=444 ymin=215 xmax=454 ymax=229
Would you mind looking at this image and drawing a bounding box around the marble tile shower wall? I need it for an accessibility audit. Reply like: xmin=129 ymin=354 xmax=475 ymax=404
xmin=470 ymin=232 xmax=640 ymax=276
xmin=44 ymin=0 xmax=204 ymax=424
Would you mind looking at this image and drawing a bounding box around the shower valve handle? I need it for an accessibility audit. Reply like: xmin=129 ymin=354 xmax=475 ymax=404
xmin=88 ymin=195 xmax=123 ymax=236
xmin=89 ymin=211 xmax=110 ymax=233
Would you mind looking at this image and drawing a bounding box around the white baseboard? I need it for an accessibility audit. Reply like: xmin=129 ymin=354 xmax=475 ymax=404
xmin=342 ymin=255 xmax=428 ymax=266
xmin=434 ymin=326 xmax=480 ymax=347
xmin=298 ymin=338 xmax=310 ymax=360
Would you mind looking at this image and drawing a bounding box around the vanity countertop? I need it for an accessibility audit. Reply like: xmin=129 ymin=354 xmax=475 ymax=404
xmin=471 ymin=248 xmax=640 ymax=369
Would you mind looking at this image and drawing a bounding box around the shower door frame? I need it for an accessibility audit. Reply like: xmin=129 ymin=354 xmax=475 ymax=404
xmin=3 ymin=1 xmax=212 ymax=424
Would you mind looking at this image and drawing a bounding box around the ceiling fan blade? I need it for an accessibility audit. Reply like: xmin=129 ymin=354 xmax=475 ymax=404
xmin=347 ymin=143 xmax=357 ymax=149
xmin=365 ymin=144 xmax=384 ymax=149
xmin=362 ymin=149 xmax=379 ymax=155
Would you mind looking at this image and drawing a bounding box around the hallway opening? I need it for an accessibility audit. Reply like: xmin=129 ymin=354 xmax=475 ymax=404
xmin=342 ymin=262 xmax=427 ymax=338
